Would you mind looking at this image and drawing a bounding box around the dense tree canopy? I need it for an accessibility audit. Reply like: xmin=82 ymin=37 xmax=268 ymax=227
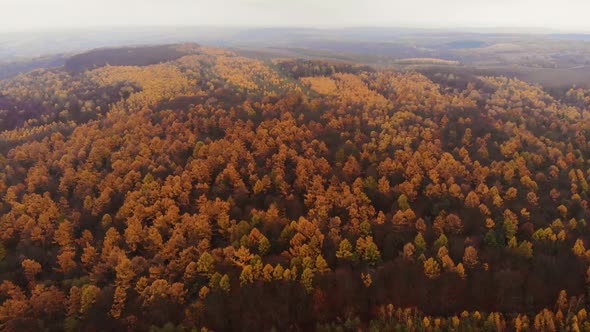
xmin=1 ymin=44 xmax=590 ymax=331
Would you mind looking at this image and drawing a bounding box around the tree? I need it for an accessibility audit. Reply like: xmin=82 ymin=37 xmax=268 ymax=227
xmin=392 ymin=209 xmax=416 ymax=225
xmin=115 ymin=256 xmax=135 ymax=287
xmin=550 ymin=189 xmax=561 ymax=202
xmin=273 ymin=264 xmax=285 ymax=280
xmin=516 ymin=241 xmax=533 ymax=258
xmin=336 ymin=239 xmax=353 ymax=260
xmin=465 ymin=191 xmax=480 ymax=208
xmin=448 ymin=183 xmax=463 ymax=199
xmin=463 ymin=246 xmax=479 ymax=268
xmin=54 ymin=220 xmax=74 ymax=248
xmin=29 ymin=285 xmax=66 ymax=318
xmin=557 ymin=205 xmax=568 ymax=218
xmin=485 ymin=218 xmax=496 ymax=229
xmin=357 ymin=236 xmax=380 ymax=265
xmin=315 ymin=255 xmax=330 ymax=273
xmin=361 ymin=273 xmax=372 ymax=288
xmin=197 ymin=252 xmax=215 ymax=276
xmin=505 ymin=187 xmax=518 ymax=200
xmin=363 ymin=241 xmax=381 ymax=265
xmin=124 ymin=216 xmax=144 ymax=251
xmin=66 ymin=286 xmax=81 ymax=321
xmin=416 ymin=218 xmax=427 ymax=233
xmin=80 ymin=285 xmax=100 ymax=314
xmin=360 ymin=220 xmax=372 ymax=236
xmin=414 ymin=233 xmax=427 ymax=254
xmin=22 ymin=259 xmax=42 ymax=285
xmin=398 ymin=194 xmax=410 ymax=211
xmin=208 ymin=272 xmax=222 ymax=289
xmin=445 ymin=214 xmax=464 ymax=235
xmin=402 ymin=243 xmax=415 ymax=259
xmin=434 ymin=234 xmax=448 ymax=250
xmin=503 ymin=210 xmax=519 ymax=240
xmin=110 ymin=286 xmax=126 ymax=318
xmin=484 ymin=229 xmax=498 ymax=247
xmin=573 ymin=239 xmax=586 ymax=257
xmin=56 ymin=248 xmax=77 ymax=274
xmin=232 ymin=246 xmax=253 ymax=267
xmin=258 ymin=236 xmax=271 ymax=255
xmin=556 ymin=290 xmax=568 ymax=312
xmin=342 ymin=156 xmax=361 ymax=180
xmin=199 ymin=286 xmax=210 ymax=299
xmin=301 ymin=268 xmax=314 ymax=292
xmin=262 ymin=264 xmax=274 ymax=281
xmin=527 ymin=192 xmax=539 ymax=206
xmin=240 ymin=265 xmax=254 ymax=286
xmin=219 ymin=274 xmax=231 ymax=293
xmin=101 ymin=214 xmax=113 ymax=229
xmin=377 ymin=176 xmax=390 ymax=194
xmin=424 ymin=258 xmax=441 ymax=279
xmin=456 ymin=263 xmax=466 ymax=279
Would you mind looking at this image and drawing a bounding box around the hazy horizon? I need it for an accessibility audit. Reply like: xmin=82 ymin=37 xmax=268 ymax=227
xmin=4 ymin=0 xmax=590 ymax=33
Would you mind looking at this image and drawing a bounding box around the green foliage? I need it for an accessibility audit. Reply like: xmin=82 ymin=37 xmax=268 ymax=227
xmin=301 ymin=268 xmax=314 ymax=292
xmin=414 ymin=233 xmax=427 ymax=255
xmin=362 ymin=241 xmax=381 ymax=266
xmin=219 ymin=274 xmax=231 ymax=293
xmin=196 ymin=252 xmax=215 ymax=276
xmin=515 ymin=241 xmax=533 ymax=258
xmin=239 ymin=266 xmax=254 ymax=286
xmin=315 ymin=255 xmax=330 ymax=273
xmin=360 ymin=220 xmax=372 ymax=236
xmin=503 ymin=217 xmax=518 ymax=240
xmin=433 ymin=233 xmax=448 ymax=250
xmin=80 ymin=285 xmax=100 ymax=314
xmin=336 ymin=239 xmax=353 ymax=260
xmin=483 ymin=229 xmax=498 ymax=247
xmin=208 ymin=272 xmax=222 ymax=289
xmin=258 ymin=236 xmax=271 ymax=255
xmin=397 ymin=194 xmax=410 ymax=211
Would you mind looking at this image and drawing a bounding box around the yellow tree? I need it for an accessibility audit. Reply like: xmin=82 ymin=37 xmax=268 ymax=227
xmin=424 ymin=258 xmax=441 ymax=279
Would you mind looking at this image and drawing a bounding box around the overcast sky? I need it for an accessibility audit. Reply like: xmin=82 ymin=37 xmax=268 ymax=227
xmin=3 ymin=0 xmax=590 ymax=32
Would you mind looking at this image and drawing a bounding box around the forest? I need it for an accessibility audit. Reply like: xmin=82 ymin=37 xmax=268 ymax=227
xmin=1 ymin=43 xmax=590 ymax=331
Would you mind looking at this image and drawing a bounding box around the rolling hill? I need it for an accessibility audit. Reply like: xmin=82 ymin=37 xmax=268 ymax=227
xmin=1 ymin=43 xmax=590 ymax=331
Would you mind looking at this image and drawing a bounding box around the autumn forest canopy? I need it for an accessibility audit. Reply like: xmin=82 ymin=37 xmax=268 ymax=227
xmin=2 ymin=42 xmax=590 ymax=331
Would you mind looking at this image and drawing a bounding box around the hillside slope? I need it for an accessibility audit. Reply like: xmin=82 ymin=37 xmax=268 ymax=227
xmin=1 ymin=44 xmax=590 ymax=331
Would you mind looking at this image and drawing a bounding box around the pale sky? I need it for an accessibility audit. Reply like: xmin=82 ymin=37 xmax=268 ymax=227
xmin=3 ymin=0 xmax=590 ymax=32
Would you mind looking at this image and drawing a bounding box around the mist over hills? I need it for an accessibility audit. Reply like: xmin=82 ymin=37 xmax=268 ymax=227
xmin=3 ymin=27 xmax=590 ymax=91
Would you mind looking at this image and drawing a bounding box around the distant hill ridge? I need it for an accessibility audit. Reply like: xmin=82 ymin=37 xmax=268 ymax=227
xmin=64 ymin=43 xmax=201 ymax=73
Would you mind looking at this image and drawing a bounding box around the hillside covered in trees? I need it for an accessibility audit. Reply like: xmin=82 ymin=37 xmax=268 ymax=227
xmin=2 ymin=43 xmax=590 ymax=331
